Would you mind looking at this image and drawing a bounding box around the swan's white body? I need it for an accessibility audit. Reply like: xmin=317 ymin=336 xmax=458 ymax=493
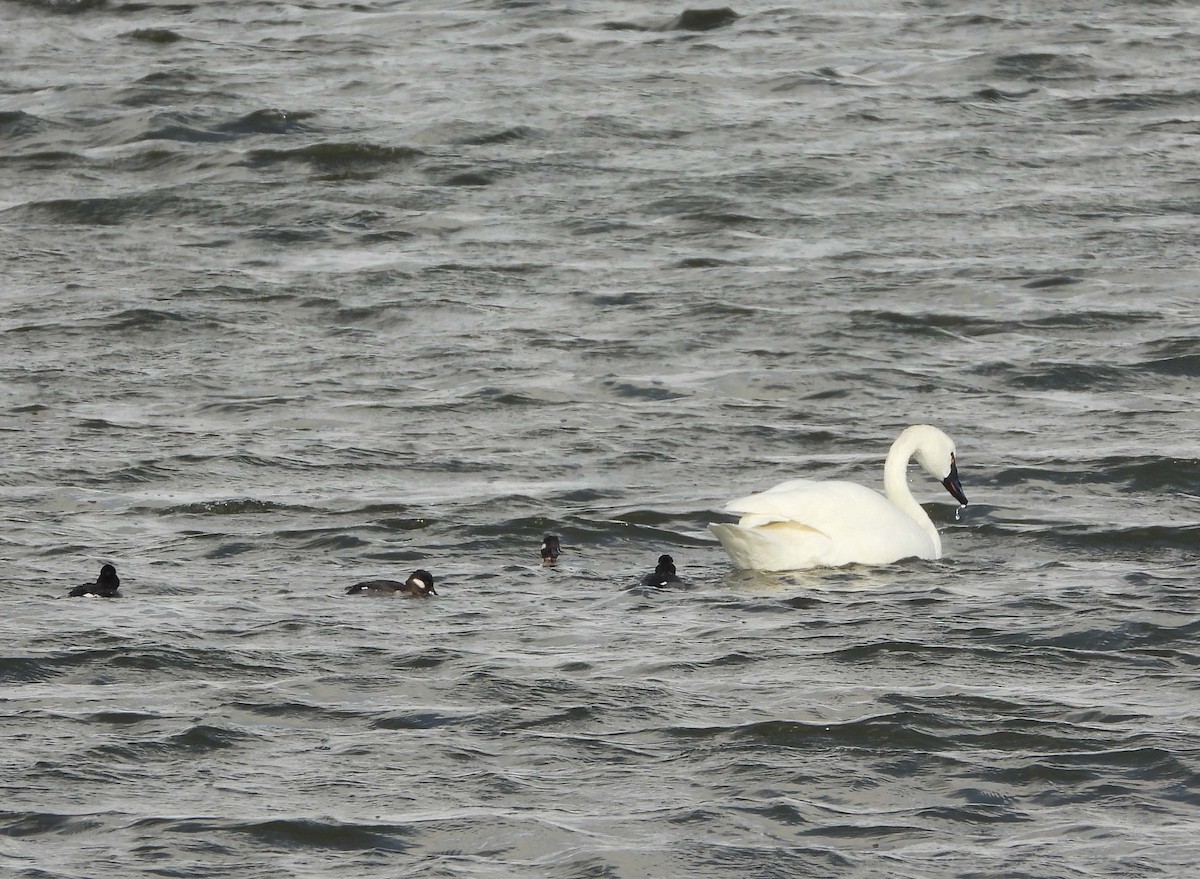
xmin=709 ymin=425 xmax=967 ymax=571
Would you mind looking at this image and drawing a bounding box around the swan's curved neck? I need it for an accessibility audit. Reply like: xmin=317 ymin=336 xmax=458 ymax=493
xmin=882 ymin=432 xmax=941 ymax=555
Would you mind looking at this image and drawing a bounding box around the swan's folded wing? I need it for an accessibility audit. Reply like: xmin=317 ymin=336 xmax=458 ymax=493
xmin=732 ymin=513 xmax=821 ymax=531
xmin=724 ymin=479 xmax=885 ymax=530
xmin=709 ymin=520 xmax=835 ymax=571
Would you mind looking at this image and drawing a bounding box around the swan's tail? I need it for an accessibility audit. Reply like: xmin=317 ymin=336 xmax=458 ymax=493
xmin=709 ymin=523 xmax=762 ymax=570
xmin=709 ymin=521 xmax=832 ymax=572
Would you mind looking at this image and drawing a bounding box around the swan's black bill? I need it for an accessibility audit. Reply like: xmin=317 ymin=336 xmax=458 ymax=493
xmin=941 ymin=460 xmax=968 ymax=506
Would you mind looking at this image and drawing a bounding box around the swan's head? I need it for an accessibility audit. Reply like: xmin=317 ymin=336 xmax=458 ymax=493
xmin=909 ymin=425 xmax=969 ymax=506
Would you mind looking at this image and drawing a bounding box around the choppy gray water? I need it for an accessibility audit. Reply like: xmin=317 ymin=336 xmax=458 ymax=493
xmin=2 ymin=1 xmax=1199 ymax=876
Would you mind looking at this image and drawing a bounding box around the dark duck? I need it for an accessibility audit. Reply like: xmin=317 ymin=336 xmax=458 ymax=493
xmin=540 ymin=534 xmax=561 ymax=566
xmin=69 ymin=564 xmax=121 ymax=598
xmin=641 ymin=554 xmax=683 ymax=588
xmin=346 ymin=569 xmax=437 ymax=597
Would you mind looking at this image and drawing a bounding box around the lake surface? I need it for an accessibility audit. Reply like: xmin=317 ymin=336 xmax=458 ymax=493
xmin=1 ymin=1 xmax=1198 ymax=876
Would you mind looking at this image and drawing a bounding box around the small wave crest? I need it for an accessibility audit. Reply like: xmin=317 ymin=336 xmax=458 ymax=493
xmin=134 ymin=816 xmax=414 ymax=852
xmin=244 ymin=142 xmax=423 ymax=179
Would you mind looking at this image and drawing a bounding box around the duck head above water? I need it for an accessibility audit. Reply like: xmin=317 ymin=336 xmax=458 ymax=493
xmin=540 ymin=534 xmax=562 ymax=566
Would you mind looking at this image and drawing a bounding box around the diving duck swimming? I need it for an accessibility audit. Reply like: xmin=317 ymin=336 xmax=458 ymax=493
xmin=540 ymin=534 xmax=561 ymax=566
xmin=68 ymin=564 xmax=121 ymax=598
xmin=641 ymin=554 xmax=684 ymax=588
xmin=346 ymin=569 xmax=437 ymax=597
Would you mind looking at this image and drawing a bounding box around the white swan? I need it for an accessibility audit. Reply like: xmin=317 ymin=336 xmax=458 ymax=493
xmin=709 ymin=424 xmax=968 ymax=571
